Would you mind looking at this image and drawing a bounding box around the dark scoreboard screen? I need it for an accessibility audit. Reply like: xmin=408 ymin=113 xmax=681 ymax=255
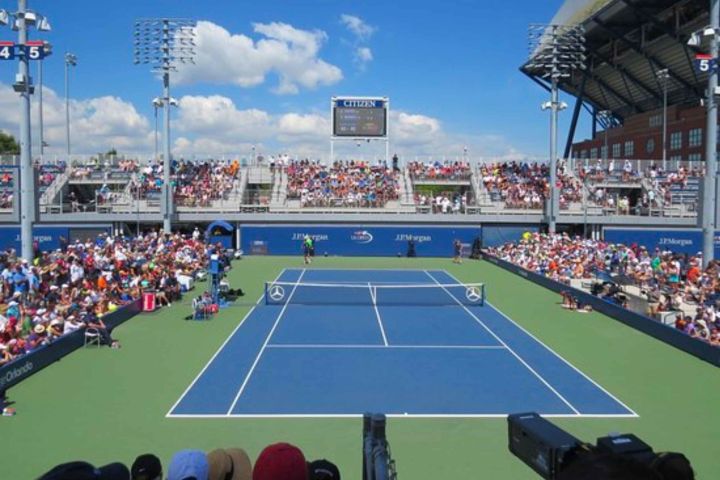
xmin=333 ymin=98 xmax=387 ymax=137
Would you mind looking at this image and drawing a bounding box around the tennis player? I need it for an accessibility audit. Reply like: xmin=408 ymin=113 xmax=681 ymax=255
xmin=453 ymin=239 xmax=463 ymax=264
xmin=303 ymin=235 xmax=313 ymax=264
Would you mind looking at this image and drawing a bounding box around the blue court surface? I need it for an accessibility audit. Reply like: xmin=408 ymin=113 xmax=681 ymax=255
xmin=167 ymin=269 xmax=636 ymax=418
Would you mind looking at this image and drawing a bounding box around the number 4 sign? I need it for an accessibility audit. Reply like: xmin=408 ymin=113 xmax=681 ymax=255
xmin=0 ymin=41 xmax=15 ymax=60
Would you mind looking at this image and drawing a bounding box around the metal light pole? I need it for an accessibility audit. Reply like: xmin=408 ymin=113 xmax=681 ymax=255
xmin=37 ymin=41 xmax=50 ymax=156
xmin=64 ymin=52 xmax=77 ymax=158
xmin=703 ymin=1 xmax=719 ymax=267
xmin=152 ymin=97 xmax=162 ymax=161
xmin=18 ymin=0 xmax=33 ymax=261
xmin=528 ymin=24 xmax=586 ymax=234
xmin=657 ymin=69 xmax=670 ymax=170
xmin=134 ymin=18 xmax=196 ymax=233
xmin=1 ymin=1 xmax=51 ymax=260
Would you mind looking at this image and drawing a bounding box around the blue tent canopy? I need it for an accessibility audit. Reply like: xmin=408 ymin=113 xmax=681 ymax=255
xmin=206 ymin=220 xmax=233 ymax=238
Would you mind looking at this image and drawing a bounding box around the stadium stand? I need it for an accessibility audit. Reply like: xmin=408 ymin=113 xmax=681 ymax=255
xmin=0 ymin=232 xmax=208 ymax=366
xmin=285 ymin=159 xmax=399 ymax=208
xmin=486 ymin=232 xmax=720 ymax=347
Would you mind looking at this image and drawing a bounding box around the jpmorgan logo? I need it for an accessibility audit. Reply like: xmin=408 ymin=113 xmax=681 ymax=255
xmin=0 ymin=361 xmax=34 ymax=388
xmin=658 ymin=238 xmax=693 ymax=247
xmin=394 ymin=234 xmax=432 ymax=243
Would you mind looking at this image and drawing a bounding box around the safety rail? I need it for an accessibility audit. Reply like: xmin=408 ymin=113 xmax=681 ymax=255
xmin=363 ymin=414 xmax=397 ymax=480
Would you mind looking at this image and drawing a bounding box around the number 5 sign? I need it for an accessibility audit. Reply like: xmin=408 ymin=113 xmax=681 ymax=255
xmin=695 ymin=54 xmax=718 ymax=73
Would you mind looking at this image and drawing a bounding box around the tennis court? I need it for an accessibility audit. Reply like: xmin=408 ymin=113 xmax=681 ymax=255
xmin=167 ymin=268 xmax=636 ymax=418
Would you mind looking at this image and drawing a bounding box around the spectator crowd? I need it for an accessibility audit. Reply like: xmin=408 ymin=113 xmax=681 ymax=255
xmin=407 ymin=160 xmax=471 ymax=180
xmin=0 ymin=231 xmax=208 ymax=366
xmin=486 ymin=232 xmax=720 ymax=347
xmin=286 ymin=159 xmax=399 ymax=208
xmin=131 ymin=159 xmax=240 ymax=207
xmin=38 ymin=442 xmax=341 ymax=480
xmin=479 ymin=161 xmax=582 ymax=210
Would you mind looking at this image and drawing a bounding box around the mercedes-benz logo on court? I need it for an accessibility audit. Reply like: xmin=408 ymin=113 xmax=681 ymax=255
xmin=465 ymin=286 xmax=482 ymax=303
xmin=269 ymin=284 xmax=286 ymax=301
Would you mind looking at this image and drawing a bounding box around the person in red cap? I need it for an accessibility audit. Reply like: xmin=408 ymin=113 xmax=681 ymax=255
xmin=253 ymin=443 xmax=308 ymax=480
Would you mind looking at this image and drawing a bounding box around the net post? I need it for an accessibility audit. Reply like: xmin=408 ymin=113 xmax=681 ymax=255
xmin=481 ymin=283 xmax=486 ymax=306
xmin=264 ymin=282 xmax=268 ymax=305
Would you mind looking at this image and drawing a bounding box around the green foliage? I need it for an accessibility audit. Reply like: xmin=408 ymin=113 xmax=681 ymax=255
xmin=0 ymin=131 xmax=20 ymax=154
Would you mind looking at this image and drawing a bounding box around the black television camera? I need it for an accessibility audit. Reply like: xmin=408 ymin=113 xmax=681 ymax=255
xmin=508 ymin=412 xmax=694 ymax=479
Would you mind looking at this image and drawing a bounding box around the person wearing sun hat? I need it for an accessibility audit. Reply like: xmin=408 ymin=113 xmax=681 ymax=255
xmin=207 ymin=448 xmax=252 ymax=480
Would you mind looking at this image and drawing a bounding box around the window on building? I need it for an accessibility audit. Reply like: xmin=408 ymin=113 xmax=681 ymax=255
xmin=688 ymin=153 xmax=702 ymax=163
xmin=624 ymin=141 xmax=634 ymax=157
xmin=670 ymin=131 xmax=682 ymax=150
xmin=600 ymin=145 xmax=608 ymax=159
xmin=580 ymin=150 xmax=588 ymax=159
xmin=649 ymin=115 xmax=662 ymax=128
xmin=590 ymin=148 xmax=598 ymax=159
xmin=689 ymin=128 xmax=702 ymax=147
xmin=669 ymin=155 xmax=682 ymax=162
xmin=646 ymin=138 xmax=655 ymax=154
xmin=612 ymin=143 xmax=621 ymax=158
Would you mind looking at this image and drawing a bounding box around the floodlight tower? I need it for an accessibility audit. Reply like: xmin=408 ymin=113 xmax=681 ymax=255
xmin=0 ymin=0 xmax=52 ymax=261
xmin=528 ymin=24 xmax=586 ymax=234
xmin=133 ymin=18 xmax=196 ymax=233
xmin=687 ymin=2 xmax=719 ymax=268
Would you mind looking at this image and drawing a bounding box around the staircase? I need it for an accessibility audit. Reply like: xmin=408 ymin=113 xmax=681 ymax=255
xmin=39 ymin=167 xmax=71 ymax=209
xmin=270 ymin=168 xmax=288 ymax=207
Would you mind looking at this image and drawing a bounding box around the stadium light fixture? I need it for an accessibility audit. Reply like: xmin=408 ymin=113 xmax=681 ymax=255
xmin=528 ymin=23 xmax=585 ymax=234
xmin=133 ymin=18 xmax=197 ymax=233
xmin=64 ymin=53 xmax=78 ymax=157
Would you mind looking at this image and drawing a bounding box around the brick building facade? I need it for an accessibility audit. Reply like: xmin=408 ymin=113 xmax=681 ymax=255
xmin=572 ymin=104 xmax=714 ymax=163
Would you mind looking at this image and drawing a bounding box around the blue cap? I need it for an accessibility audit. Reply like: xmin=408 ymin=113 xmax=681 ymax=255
xmin=167 ymin=450 xmax=209 ymax=480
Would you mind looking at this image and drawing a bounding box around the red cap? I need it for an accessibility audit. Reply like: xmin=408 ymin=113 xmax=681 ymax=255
xmin=253 ymin=443 xmax=308 ymax=480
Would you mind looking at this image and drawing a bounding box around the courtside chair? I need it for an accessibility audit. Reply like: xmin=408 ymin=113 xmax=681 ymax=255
xmin=84 ymin=327 xmax=102 ymax=347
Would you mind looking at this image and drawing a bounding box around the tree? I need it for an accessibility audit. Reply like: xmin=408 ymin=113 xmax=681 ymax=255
xmin=0 ymin=132 xmax=19 ymax=155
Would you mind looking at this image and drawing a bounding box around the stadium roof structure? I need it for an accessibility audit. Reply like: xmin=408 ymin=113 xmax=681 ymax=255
xmin=522 ymin=0 xmax=711 ymax=139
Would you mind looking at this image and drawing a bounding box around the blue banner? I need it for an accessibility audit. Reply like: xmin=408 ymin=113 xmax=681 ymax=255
xmin=603 ymin=228 xmax=720 ymax=257
xmin=481 ymin=225 xmax=539 ymax=248
xmin=241 ymin=225 xmax=481 ymax=257
xmin=0 ymin=225 xmax=111 ymax=253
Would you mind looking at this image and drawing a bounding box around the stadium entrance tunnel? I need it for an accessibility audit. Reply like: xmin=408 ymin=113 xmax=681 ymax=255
xmin=206 ymin=220 xmax=234 ymax=249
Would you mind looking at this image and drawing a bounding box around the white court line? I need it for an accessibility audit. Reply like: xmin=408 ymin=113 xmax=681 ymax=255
xmin=424 ymin=270 xmax=581 ymax=415
xmin=266 ymin=344 xmax=506 ymax=350
xmin=165 ymin=268 xmax=287 ymax=418
xmin=167 ymin=413 xmax=638 ymax=419
xmin=368 ymin=282 xmax=389 ymax=346
xmin=442 ymin=270 xmax=639 ymax=418
xmin=225 ymin=269 xmax=307 ymax=416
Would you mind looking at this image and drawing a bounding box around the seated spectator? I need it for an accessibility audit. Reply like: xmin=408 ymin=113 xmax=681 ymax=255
xmin=38 ymin=461 xmax=129 ymax=480
xmin=207 ymin=448 xmax=252 ymax=480
xmin=253 ymin=443 xmax=309 ymax=480
xmin=168 ymin=450 xmax=209 ymax=480
xmin=131 ymin=454 xmax=163 ymax=480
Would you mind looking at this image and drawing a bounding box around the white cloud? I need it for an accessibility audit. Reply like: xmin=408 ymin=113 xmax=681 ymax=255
xmin=0 ymin=83 xmax=152 ymax=155
xmin=355 ymin=47 xmax=373 ymax=69
xmin=173 ymin=21 xmax=342 ymax=95
xmin=340 ymin=14 xmax=376 ymax=40
xmin=0 ymin=84 xmax=524 ymax=161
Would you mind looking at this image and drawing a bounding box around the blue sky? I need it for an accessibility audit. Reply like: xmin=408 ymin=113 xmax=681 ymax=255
xmin=0 ymin=0 xmax=591 ymax=159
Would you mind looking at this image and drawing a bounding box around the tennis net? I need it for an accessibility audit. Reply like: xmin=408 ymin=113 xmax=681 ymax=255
xmin=263 ymin=281 xmax=485 ymax=306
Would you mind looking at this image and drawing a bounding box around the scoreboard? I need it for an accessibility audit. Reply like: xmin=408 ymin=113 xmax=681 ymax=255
xmin=332 ymin=97 xmax=388 ymax=138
